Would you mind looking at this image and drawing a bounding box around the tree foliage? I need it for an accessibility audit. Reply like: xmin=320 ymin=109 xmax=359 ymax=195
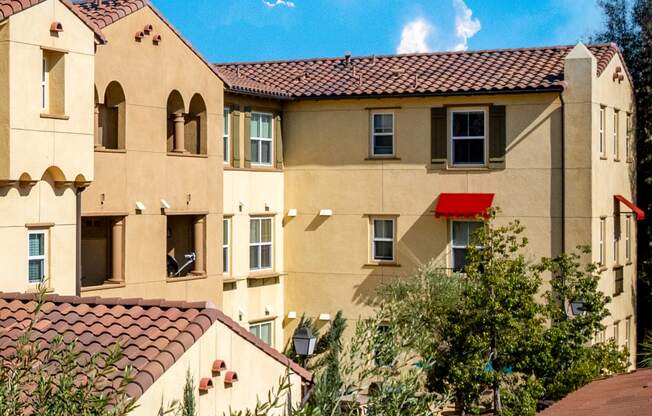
xmin=0 ymin=287 xmax=136 ymax=416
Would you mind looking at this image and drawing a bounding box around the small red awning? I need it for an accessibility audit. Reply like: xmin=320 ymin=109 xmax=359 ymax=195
xmin=435 ymin=193 xmax=495 ymax=219
xmin=614 ymin=195 xmax=645 ymax=220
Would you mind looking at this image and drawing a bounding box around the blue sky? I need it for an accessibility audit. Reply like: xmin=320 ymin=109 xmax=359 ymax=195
xmin=151 ymin=0 xmax=606 ymax=63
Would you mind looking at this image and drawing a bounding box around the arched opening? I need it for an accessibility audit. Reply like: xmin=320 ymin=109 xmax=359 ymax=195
xmin=186 ymin=94 xmax=207 ymax=155
xmin=100 ymin=81 xmax=126 ymax=149
xmin=166 ymin=90 xmax=185 ymax=153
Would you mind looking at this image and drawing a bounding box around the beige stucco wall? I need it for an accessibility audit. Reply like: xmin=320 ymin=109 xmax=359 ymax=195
xmin=80 ymin=6 xmax=224 ymax=305
xmin=222 ymin=93 xmax=287 ymax=351
xmin=0 ymin=0 xmax=95 ymax=294
xmin=132 ymin=318 xmax=303 ymax=416
xmin=281 ymin=47 xmax=637 ymax=362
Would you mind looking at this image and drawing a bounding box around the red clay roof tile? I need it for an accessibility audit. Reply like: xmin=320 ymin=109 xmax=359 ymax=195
xmin=214 ymin=44 xmax=623 ymax=100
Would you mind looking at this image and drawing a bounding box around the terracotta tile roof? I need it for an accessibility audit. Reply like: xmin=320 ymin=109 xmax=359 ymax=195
xmin=538 ymin=369 xmax=652 ymax=416
xmin=0 ymin=292 xmax=310 ymax=401
xmin=0 ymin=0 xmax=107 ymax=42
xmin=214 ymin=43 xmax=621 ymax=100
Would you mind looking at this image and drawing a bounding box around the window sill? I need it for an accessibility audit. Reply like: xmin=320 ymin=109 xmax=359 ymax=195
xmin=364 ymin=156 xmax=401 ymax=161
xmin=95 ymin=147 xmax=126 ymax=154
xmin=166 ymin=273 xmax=207 ymax=283
xmin=81 ymin=280 xmax=126 ymax=292
xmin=600 ymin=156 xmax=608 ymax=160
xmin=226 ymin=166 xmax=283 ymax=173
xmin=249 ymin=316 xmax=277 ymax=324
xmin=40 ymin=113 xmax=69 ymax=120
xmin=223 ymin=276 xmax=246 ymax=284
xmin=247 ymin=271 xmax=280 ymax=281
xmin=598 ymin=265 xmax=608 ymax=272
xmin=364 ymin=262 xmax=401 ymax=268
xmin=445 ymin=165 xmax=491 ymax=171
xmin=166 ymin=152 xmax=208 ymax=158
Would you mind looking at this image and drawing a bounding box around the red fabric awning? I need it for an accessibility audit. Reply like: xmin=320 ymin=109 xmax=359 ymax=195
xmin=435 ymin=193 xmax=495 ymax=219
xmin=614 ymin=195 xmax=645 ymax=220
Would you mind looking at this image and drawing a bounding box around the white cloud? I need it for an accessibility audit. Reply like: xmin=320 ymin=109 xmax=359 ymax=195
xmin=397 ymin=18 xmax=434 ymax=54
xmin=263 ymin=0 xmax=295 ymax=8
xmin=451 ymin=0 xmax=481 ymax=51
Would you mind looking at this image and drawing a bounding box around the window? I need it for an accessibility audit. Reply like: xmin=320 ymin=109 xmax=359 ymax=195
xmin=223 ymin=217 xmax=230 ymax=273
xmin=250 ymin=217 xmax=272 ymax=270
xmin=626 ymin=113 xmax=632 ymax=162
xmin=614 ymin=266 xmax=624 ymax=296
xmin=371 ymin=113 xmax=394 ymax=156
xmin=451 ymin=221 xmax=483 ymax=272
xmin=451 ymin=109 xmax=486 ymax=166
xmin=81 ymin=216 xmax=125 ymax=287
xmin=28 ymin=231 xmax=47 ymax=284
xmin=613 ymin=110 xmax=620 ymax=159
xmin=371 ymin=218 xmax=395 ymax=262
xmin=599 ymin=217 xmax=606 ymax=266
xmin=224 ymin=107 xmax=230 ymax=163
xmin=613 ymin=217 xmax=620 ymax=265
xmin=594 ymin=329 xmax=606 ymax=345
xmin=625 ymin=215 xmax=632 ymax=263
xmin=599 ymin=107 xmax=606 ymax=157
xmin=251 ymin=112 xmax=273 ymax=165
xmin=41 ymin=57 xmax=48 ymax=111
xmin=613 ymin=321 xmax=619 ymax=344
xmin=249 ymin=320 xmax=273 ymax=346
xmin=625 ymin=317 xmax=631 ymax=352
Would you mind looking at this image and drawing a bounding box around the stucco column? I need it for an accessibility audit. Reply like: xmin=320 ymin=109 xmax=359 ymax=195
xmin=173 ymin=111 xmax=186 ymax=153
xmin=94 ymin=105 xmax=103 ymax=148
xmin=192 ymin=216 xmax=205 ymax=275
xmin=110 ymin=218 xmax=124 ymax=282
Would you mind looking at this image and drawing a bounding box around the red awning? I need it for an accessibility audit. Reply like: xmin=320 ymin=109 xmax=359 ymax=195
xmin=614 ymin=195 xmax=645 ymax=220
xmin=435 ymin=193 xmax=495 ymax=219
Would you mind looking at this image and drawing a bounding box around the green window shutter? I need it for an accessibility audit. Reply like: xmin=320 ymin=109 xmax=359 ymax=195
xmin=274 ymin=113 xmax=283 ymax=169
xmin=231 ymin=108 xmax=240 ymax=167
xmin=243 ymin=106 xmax=252 ymax=168
xmin=431 ymin=107 xmax=447 ymax=169
xmin=489 ymin=105 xmax=506 ymax=169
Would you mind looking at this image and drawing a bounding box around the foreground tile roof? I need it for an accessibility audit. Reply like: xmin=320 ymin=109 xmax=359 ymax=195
xmin=214 ymin=44 xmax=620 ymax=100
xmin=0 ymin=292 xmax=310 ymax=401
xmin=0 ymin=0 xmax=106 ymax=42
xmin=72 ymin=0 xmax=146 ymax=30
xmin=538 ymin=369 xmax=652 ymax=415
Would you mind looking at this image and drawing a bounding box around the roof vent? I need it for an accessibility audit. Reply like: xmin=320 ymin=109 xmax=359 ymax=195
xmin=135 ymin=31 xmax=145 ymax=42
xmin=152 ymin=34 xmax=162 ymax=45
xmin=198 ymin=377 xmax=214 ymax=393
xmin=224 ymin=371 xmax=239 ymax=385
xmin=344 ymin=51 xmax=352 ymax=66
xmin=371 ymin=54 xmax=376 ymax=66
xmin=391 ymin=68 xmax=405 ymax=77
xmin=143 ymin=24 xmax=153 ymax=34
xmin=96 ymin=0 xmax=103 ymax=6
xmin=212 ymin=360 xmax=227 ymax=373
xmin=50 ymin=22 xmax=63 ymax=33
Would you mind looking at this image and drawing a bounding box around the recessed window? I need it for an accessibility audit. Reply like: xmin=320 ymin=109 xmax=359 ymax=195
xmin=599 ymin=217 xmax=606 ymax=266
xmin=28 ymin=230 xmax=47 ymax=284
xmin=451 ymin=221 xmax=483 ymax=272
xmin=614 ymin=266 xmax=624 ymax=296
xmin=250 ymin=217 xmax=272 ymax=271
xmin=613 ymin=321 xmax=619 ymax=344
xmin=613 ymin=110 xmax=620 ymax=160
xmin=599 ymin=107 xmax=606 ymax=157
xmin=371 ymin=113 xmax=394 ymax=156
xmin=223 ymin=217 xmax=230 ymax=273
xmin=41 ymin=50 xmax=65 ymax=115
xmin=451 ymin=109 xmax=486 ymax=166
xmin=613 ymin=216 xmax=620 ymax=265
xmin=41 ymin=57 xmax=48 ymax=111
xmin=371 ymin=218 xmax=395 ymax=262
xmin=251 ymin=112 xmax=273 ymax=165
xmin=625 ymin=317 xmax=631 ymax=352
xmin=626 ymin=113 xmax=632 ymax=162
xmin=249 ymin=320 xmax=273 ymax=346
xmin=625 ymin=215 xmax=632 ymax=263
xmin=224 ymin=107 xmax=230 ymax=164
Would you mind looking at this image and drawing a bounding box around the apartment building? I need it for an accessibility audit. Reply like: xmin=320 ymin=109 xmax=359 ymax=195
xmin=215 ymin=42 xmax=640 ymax=364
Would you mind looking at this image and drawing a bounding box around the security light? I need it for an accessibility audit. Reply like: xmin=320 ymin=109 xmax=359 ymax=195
xmin=293 ymin=326 xmax=316 ymax=357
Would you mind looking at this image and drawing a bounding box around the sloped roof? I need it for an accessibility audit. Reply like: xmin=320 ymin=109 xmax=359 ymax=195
xmin=0 ymin=292 xmax=310 ymax=401
xmin=538 ymin=369 xmax=652 ymax=416
xmin=214 ymin=43 xmax=621 ymax=100
xmin=0 ymin=0 xmax=106 ymax=42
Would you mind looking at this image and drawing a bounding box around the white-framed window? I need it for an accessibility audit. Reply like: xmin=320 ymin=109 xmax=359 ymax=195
xmin=371 ymin=218 xmax=395 ymax=262
xmin=41 ymin=56 xmax=49 ymax=111
xmin=594 ymin=329 xmax=606 ymax=345
xmin=371 ymin=112 xmax=394 ymax=156
xmin=599 ymin=217 xmax=606 ymax=266
xmin=626 ymin=113 xmax=632 ymax=162
xmin=613 ymin=216 xmax=620 ymax=264
xmin=249 ymin=320 xmax=273 ymax=346
xmin=250 ymin=217 xmax=272 ymax=271
xmin=599 ymin=106 xmax=606 ymax=157
xmin=613 ymin=110 xmax=620 ymax=160
xmin=613 ymin=321 xmax=620 ymax=344
xmin=451 ymin=108 xmax=487 ymax=166
xmin=451 ymin=221 xmax=483 ymax=272
xmin=28 ymin=230 xmax=47 ymax=284
xmin=223 ymin=107 xmax=230 ymax=164
xmin=625 ymin=215 xmax=632 ymax=263
xmin=625 ymin=316 xmax=631 ymax=352
xmin=223 ymin=217 xmax=230 ymax=273
xmin=250 ymin=112 xmax=273 ymax=166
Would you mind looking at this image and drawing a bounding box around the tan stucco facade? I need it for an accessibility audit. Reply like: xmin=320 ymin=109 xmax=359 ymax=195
xmin=80 ymin=6 xmax=224 ymax=305
xmin=279 ymin=44 xmax=638 ymax=363
xmin=0 ymin=0 xmax=95 ymax=295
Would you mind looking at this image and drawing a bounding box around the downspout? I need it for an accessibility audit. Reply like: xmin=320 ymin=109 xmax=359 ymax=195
xmin=559 ymin=91 xmax=566 ymax=254
xmin=75 ymin=187 xmax=85 ymax=295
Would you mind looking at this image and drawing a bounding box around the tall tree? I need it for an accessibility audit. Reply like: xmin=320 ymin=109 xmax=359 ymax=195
xmin=592 ymin=0 xmax=652 ymax=344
